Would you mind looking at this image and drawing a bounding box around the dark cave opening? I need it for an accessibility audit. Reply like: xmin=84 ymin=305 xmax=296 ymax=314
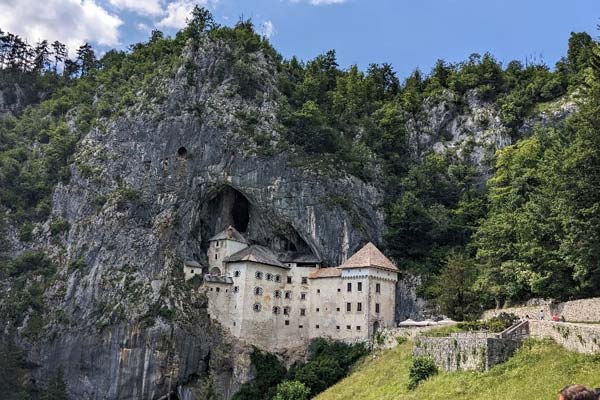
xmin=231 ymin=190 xmax=249 ymax=232
xmin=177 ymin=146 xmax=188 ymax=157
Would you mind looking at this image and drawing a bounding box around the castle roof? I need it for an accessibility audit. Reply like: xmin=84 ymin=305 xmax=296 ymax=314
xmin=277 ymin=252 xmax=322 ymax=265
xmin=209 ymin=226 xmax=249 ymax=244
xmin=204 ymin=275 xmax=233 ymax=284
xmin=184 ymin=260 xmax=201 ymax=268
xmin=224 ymin=245 xmax=289 ymax=269
xmin=338 ymin=242 xmax=398 ymax=272
xmin=309 ymin=267 xmax=342 ymax=279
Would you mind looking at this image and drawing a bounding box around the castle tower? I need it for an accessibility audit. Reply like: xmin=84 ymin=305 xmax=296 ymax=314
xmin=207 ymin=226 xmax=249 ymax=275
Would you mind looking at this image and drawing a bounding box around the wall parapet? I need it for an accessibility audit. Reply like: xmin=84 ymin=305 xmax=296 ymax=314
xmin=483 ymin=297 xmax=600 ymax=323
xmin=529 ymin=321 xmax=600 ymax=354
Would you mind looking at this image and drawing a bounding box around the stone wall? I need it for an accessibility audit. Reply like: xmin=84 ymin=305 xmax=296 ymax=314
xmin=529 ymin=321 xmax=600 ymax=354
xmin=375 ymin=324 xmax=457 ymax=350
xmin=413 ymin=333 xmax=522 ymax=372
xmin=482 ymin=297 xmax=600 ymax=323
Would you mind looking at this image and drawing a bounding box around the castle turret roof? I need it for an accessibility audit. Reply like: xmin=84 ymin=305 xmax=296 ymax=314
xmin=224 ymin=245 xmax=289 ymax=269
xmin=338 ymin=242 xmax=398 ymax=272
xmin=209 ymin=226 xmax=249 ymax=244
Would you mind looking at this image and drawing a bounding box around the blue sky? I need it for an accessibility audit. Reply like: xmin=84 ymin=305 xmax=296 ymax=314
xmin=1 ymin=0 xmax=599 ymax=79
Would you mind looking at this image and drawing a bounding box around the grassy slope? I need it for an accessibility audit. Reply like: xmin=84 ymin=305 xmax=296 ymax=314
xmin=316 ymin=340 xmax=600 ymax=400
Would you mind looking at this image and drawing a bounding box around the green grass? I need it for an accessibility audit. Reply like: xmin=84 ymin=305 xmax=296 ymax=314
xmin=316 ymin=339 xmax=600 ymax=400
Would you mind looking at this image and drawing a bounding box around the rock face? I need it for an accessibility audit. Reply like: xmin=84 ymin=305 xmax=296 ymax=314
xmin=5 ymin=38 xmax=384 ymax=399
xmin=0 ymin=77 xmax=48 ymax=117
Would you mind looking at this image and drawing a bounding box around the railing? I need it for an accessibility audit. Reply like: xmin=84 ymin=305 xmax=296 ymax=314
xmin=497 ymin=320 xmax=530 ymax=340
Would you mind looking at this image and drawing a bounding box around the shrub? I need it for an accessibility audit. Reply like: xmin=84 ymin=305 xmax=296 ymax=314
xmin=232 ymin=347 xmax=286 ymax=400
xmin=273 ymin=380 xmax=310 ymax=400
xmin=408 ymin=356 xmax=438 ymax=390
xmin=8 ymin=250 xmax=53 ymax=277
xmin=49 ymin=218 xmax=70 ymax=236
xmin=395 ymin=336 xmax=407 ymax=345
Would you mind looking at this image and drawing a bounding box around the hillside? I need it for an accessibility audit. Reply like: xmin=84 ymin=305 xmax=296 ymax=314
xmin=316 ymin=340 xmax=600 ymax=400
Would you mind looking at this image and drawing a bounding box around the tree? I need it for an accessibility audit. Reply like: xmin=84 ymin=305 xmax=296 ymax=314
xmin=76 ymin=43 xmax=96 ymax=76
xmin=32 ymin=40 xmax=51 ymax=72
xmin=428 ymin=252 xmax=480 ymax=320
xmin=273 ymin=381 xmax=310 ymax=400
xmin=184 ymin=5 xmax=216 ymax=46
xmin=41 ymin=367 xmax=67 ymax=400
xmin=51 ymin=41 xmax=67 ymax=72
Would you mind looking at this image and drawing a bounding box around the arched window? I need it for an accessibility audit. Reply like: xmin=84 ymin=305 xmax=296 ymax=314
xmin=273 ymin=306 xmax=281 ymax=314
xmin=266 ymin=273 xmax=273 ymax=281
xmin=254 ymin=287 xmax=263 ymax=296
xmin=255 ymin=271 xmax=263 ymax=280
xmin=234 ymin=271 xmax=240 ymax=277
xmin=274 ymin=290 xmax=282 ymax=298
xmin=253 ymin=303 xmax=261 ymax=312
xmin=275 ymin=274 xmax=281 ymax=283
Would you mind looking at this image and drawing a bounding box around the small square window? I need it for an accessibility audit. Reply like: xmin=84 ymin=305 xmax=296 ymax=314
xmin=347 ymin=282 xmax=352 ymax=292
xmin=337 ymin=288 xmax=341 ymax=292
xmin=299 ymin=325 xmax=304 ymax=329
xmin=317 ymin=289 xmax=320 ymax=293
xmin=336 ymin=326 xmax=340 ymax=330
xmin=316 ymin=308 xmax=320 ymax=312
xmin=285 ymin=291 xmax=292 ymax=299
xmin=346 ymin=325 xmax=351 ymax=330
xmin=300 ymin=308 xmax=306 ymax=316
xmin=358 ymin=282 xmax=362 ymax=291
xmin=346 ymin=302 xmax=351 ymax=312
xmin=216 ymin=287 xmax=220 ymax=292
xmin=357 ymin=302 xmax=362 ymax=312
xmin=287 ymin=276 xmax=292 ymax=284
xmin=316 ymin=324 xmax=319 ymax=329
xmin=285 ymin=320 xmax=290 ymax=326
xmin=301 ymin=277 xmax=308 ymax=284
xmin=356 ymin=326 xmax=361 ymax=331
xmin=336 ymin=307 xmax=340 ymax=312
xmin=301 ymin=292 xmax=307 ymax=300
xmin=234 ymin=271 xmax=240 ymax=277
xmin=190 ymin=269 xmax=194 ymax=274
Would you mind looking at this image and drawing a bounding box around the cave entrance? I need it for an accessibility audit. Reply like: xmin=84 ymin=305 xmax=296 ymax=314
xmin=231 ymin=190 xmax=249 ymax=232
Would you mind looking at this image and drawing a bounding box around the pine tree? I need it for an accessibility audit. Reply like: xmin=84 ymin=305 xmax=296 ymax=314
xmin=41 ymin=367 xmax=67 ymax=400
xmin=51 ymin=41 xmax=67 ymax=72
xmin=76 ymin=43 xmax=96 ymax=76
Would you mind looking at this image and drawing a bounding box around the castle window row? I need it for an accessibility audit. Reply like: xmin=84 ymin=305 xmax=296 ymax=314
xmin=252 ymin=271 xmax=311 ymax=285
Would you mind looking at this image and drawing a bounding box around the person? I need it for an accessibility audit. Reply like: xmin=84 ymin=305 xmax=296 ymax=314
xmin=558 ymin=384 xmax=598 ymax=400
xmin=561 ymin=315 xmax=566 ymax=323
xmin=552 ymin=314 xmax=560 ymax=322
xmin=540 ymin=309 xmax=545 ymax=320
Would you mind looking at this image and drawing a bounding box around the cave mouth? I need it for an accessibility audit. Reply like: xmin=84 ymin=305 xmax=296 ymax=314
xmin=231 ymin=190 xmax=249 ymax=232
xmin=177 ymin=146 xmax=188 ymax=157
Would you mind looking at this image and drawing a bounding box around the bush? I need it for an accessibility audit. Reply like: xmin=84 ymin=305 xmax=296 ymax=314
xmin=408 ymin=356 xmax=438 ymax=390
xmin=232 ymin=347 xmax=286 ymax=400
xmin=395 ymin=336 xmax=407 ymax=345
xmin=273 ymin=380 xmax=310 ymax=400
xmin=8 ymin=250 xmax=53 ymax=277
xmin=49 ymin=218 xmax=70 ymax=236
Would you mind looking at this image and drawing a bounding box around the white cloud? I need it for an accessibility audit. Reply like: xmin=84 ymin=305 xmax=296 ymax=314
xmin=0 ymin=0 xmax=122 ymax=55
xmin=157 ymin=0 xmax=217 ymax=29
xmin=290 ymin=0 xmax=347 ymax=5
xmin=108 ymin=0 xmax=163 ymax=16
xmin=136 ymin=22 xmax=151 ymax=32
xmin=261 ymin=20 xmax=275 ymax=39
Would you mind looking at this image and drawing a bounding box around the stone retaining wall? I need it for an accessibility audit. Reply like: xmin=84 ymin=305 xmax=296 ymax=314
xmin=482 ymin=298 xmax=600 ymax=322
xmin=529 ymin=321 xmax=600 ymax=354
xmin=413 ymin=332 xmax=522 ymax=371
xmin=375 ymin=324 xmax=457 ymax=350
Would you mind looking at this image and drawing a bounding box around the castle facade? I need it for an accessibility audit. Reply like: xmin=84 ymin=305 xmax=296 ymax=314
xmin=186 ymin=226 xmax=398 ymax=350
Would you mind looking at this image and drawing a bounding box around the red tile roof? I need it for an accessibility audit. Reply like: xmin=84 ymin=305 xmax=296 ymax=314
xmin=338 ymin=242 xmax=398 ymax=272
xmin=309 ymin=268 xmax=342 ymax=279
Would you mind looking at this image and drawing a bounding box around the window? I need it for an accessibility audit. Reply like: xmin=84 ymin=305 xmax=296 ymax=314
xmin=346 ymin=325 xmax=351 ymax=330
xmin=300 ymin=308 xmax=306 ymax=316
xmin=347 ymin=282 xmax=352 ymax=292
xmin=254 ymin=287 xmax=263 ymax=296
xmin=346 ymin=302 xmax=351 ymax=312
xmin=233 ymin=286 xmax=239 ymax=293
xmin=266 ymin=273 xmax=273 ymax=281
xmin=357 ymin=302 xmax=362 ymax=312
xmin=283 ymin=307 xmax=290 ymax=315
xmin=316 ymin=308 xmax=320 ymax=312
xmin=357 ymin=282 xmax=362 ymax=291
xmin=275 ymin=275 xmax=281 ymax=283
xmin=273 ymin=306 xmax=281 ymax=314
xmin=215 ymin=241 xmax=220 ymax=248
xmin=356 ymin=326 xmax=361 ymax=331
xmin=299 ymin=325 xmax=304 ymax=329
xmin=301 ymin=292 xmax=307 ymax=300
xmin=274 ymin=290 xmax=282 ymax=298
xmin=216 ymin=287 xmax=220 ymax=293
xmin=253 ymin=303 xmax=261 ymax=312
xmin=215 ymin=254 xmax=218 ymax=259
xmin=376 ymin=283 xmax=381 ymax=293
xmin=337 ymin=288 xmax=341 ymax=292
xmin=287 ymin=276 xmax=292 ymax=284
xmin=375 ymin=303 xmax=380 ymax=313
xmin=285 ymin=291 xmax=292 ymax=299
xmin=336 ymin=326 xmax=340 ymax=330
xmin=234 ymin=271 xmax=240 ymax=277
xmin=285 ymin=320 xmax=290 ymax=326
xmin=336 ymin=307 xmax=340 ymax=312
xmin=301 ymin=277 xmax=308 ymax=284
xmin=225 ymin=289 xmax=228 ymax=293
xmin=317 ymin=289 xmax=320 ymax=294
xmin=256 ymin=271 xmax=263 ymax=280
xmin=190 ymin=269 xmax=194 ymax=274
xmin=316 ymin=324 xmax=320 ymax=329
